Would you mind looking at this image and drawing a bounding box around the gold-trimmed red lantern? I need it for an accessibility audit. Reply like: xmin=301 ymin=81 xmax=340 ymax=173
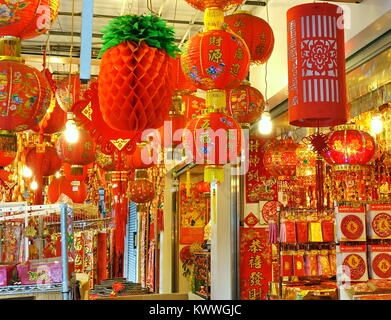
xmin=181 ymin=29 xmax=250 ymax=91
xmin=0 ymin=131 xmax=17 ymax=167
xmin=25 ymin=145 xmax=62 ymax=177
xmin=47 ymin=176 xmax=87 ymax=204
xmin=287 ymin=3 xmax=348 ymax=127
xmin=57 ymin=128 xmax=96 ymax=166
xmin=128 ymin=170 xmax=155 ymax=203
xmin=184 ymin=0 xmax=245 ymax=11
xmin=0 ymin=0 xmax=59 ymax=40
xmin=322 ymin=126 xmax=376 ymax=166
xmin=225 ymin=11 xmax=275 ymax=65
xmin=263 ymin=138 xmax=299 ymax=178
xmin=196 ymin=181 xmax=210 ymax=194
xmin=226 ymin=81 xmax=265 ymax=128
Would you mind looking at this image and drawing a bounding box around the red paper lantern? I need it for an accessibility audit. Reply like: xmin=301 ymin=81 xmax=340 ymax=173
xmin=323 ymin=127 xmax=376 ymax=165
xmin=181 ymin=30 xmax=250 ymax=91
xmin=25 ymin=146 xmax=62 ymax=177
xmin=125 ymin=143 xmax=155 ymax=170
xmin=0 ymin=60 xmax=52 ymax=132
xmin=57 ymin=128 xmax=96 ymax=165
xmin=225 ymin=11 xmax=275 ymax=65
xmin=0 ymin=132 xmax=17 ymax=167
xmin=184 ymin=0 xmax=245 ymax=11
xmin=129 ymin=176 xmax=155 ymax=203
xmin=183 ymin=111 xmax=242 ymax=166
xmin=226 ymin=81 xmax=265 ymax=127
xmin=263 ymin=138 xmax=299 ymax=178
xmin=47 ymin=176 xmax=87 ymax=204
xmin=196 ymin=181 xmax=210 ymax=194
xmin=62 ymin=163 xmax=90 ymax=182
xmin=172 ymin=56 xmax=197 ymax=95
xmin=98 ymin=40 xmax=172 ymax=132
xmin=287 ymin=3 xmax=348 ymax=127
xmin=0 ymin=0 xmax=59 ymax=40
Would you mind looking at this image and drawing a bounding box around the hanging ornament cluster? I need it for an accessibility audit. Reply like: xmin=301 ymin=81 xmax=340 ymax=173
xmin=98 ymin=14 xmax=180 ymax=132
xmin=287 ymin=3 xmax=349 ymax=127
xmin=225 ymin=11 xmax=275 ymax=65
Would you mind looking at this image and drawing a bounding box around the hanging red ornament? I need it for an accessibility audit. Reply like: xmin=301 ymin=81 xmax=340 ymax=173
xmin=287 ymin=3 xmax=348 ymax=127
xmin=97 ymin=15 xmax=178 ymax=132
xmin=226 ymin=81 xmax=265 ymax=128
xmin=55 ymin=74 xmax=85 ymax=112
xmin=96 ymin=150 xmax=123 ymax=172
xmin=128 ymin=170 xmax=155 ymax=203
xmin=47 ymin=176 xmax=87 ymax=204
xmin=263 ymin=138 xmax=299 ymax=178
xmin=62 ymin=163 xmax=91 ymax=182
xmin=0 ymin=131 xmax=17 ymax=167
xmin=225 ymin=11 xmax=275 ymax=65
xmin=32 ymin=95 xmax=67 ymax=134
xmin=196 ymin=181 xmax=211 ymax=194
xmin=295 ymin=144 xmax=317 ymax=185
xmin=57 ymin=128 xmax=96 ymax=165
xmin=184 ymin=0 xmax=245 ymax=11
xmin=25 ymin=145 xmax=62 ymax=177
xmin=125 ymin=143 xmax=155 ymax=170
xmin=182 ymin=94 xmax=206 ymax=121
xmin=0 ymin=0 xmax=59 ymax=40
xmin=171 ymin=55 xmax=197 ymax=95
xmin=322 ymin=126 xmax=376 ymax=166
xmin=181 ymin=29 xmax=250 ymax=91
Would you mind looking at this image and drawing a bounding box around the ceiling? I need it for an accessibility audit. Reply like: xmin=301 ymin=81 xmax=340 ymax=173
xmin=21 ymin=0 xmax=266 ymax=77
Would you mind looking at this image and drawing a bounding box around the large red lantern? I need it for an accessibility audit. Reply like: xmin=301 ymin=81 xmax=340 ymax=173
xmin=287 ymin=3 xmax=348 ymax=127
xmin=0 ymin=132 xmax=17 ymax=167
xmin=57 ymin=128 xmax=96 ymax=165
xmin=322 ymin=127 xmax=376 ymax=166
xmin=184 ymin=0 xmax=245 ymax=11
xmin=263 ymin=138 xmax=299 ymax=178
xmin=181 ymin=29 xmax=250 ymax=91
xmin=226 ymin=81 xmax=265 ymax=128
xmin=47 ymin=176 xmax=87 ymax=204
xmin=0 ymin=0 xmax=59 ymax=40
xmin=129 ymin=170 xmax=155 ymax=203
xmin=225 ymin=11 xmax=275 ymax=65
xmin=26 ymin=145 xmax=62 ymax=177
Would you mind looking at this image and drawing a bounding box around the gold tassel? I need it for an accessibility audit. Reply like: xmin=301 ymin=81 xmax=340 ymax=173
xmin=204 ymin=7 xmax=224 ymax=31
xmin=186 ymin=169 xmax=191 ymax=197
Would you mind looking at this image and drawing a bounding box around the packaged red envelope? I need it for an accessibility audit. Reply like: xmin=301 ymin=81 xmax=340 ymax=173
xmin=368 ymin=245 xmax=391 ymax=280
xmin=336 ymin=244 xmax=368 ymax=282
xmin=366 ymin=204 xmax=391 ymax=240
xmin=336 ymin=206 xmax=366 ymax=242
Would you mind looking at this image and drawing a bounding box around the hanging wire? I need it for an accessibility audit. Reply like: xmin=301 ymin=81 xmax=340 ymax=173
xmin=172 ymin=0 xmax=178 ymax=27
xmin=264 ymin=0 xmax=270 ymax=110
xmin=147 ymin=0 xmax=159 ymax=15
xmin=67 ymin=0 xmax=76 ymax=111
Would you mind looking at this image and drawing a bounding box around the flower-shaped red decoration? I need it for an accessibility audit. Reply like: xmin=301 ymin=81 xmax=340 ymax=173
xmin=184 ymin=0 xmax=245 ymax=11
xmin=0 ymin=132 xmax=17 ymax=167
xmin=225 ymin=11 xmax=274 ymax=65
xmin=226 ymin=81 xmax=265 ymax=127
xmin=181 ymin=29 xmax=250 ymax=91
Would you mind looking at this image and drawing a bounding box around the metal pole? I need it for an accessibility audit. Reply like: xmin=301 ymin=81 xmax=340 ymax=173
xmin=61 ymin=204 xmax=69 ymax=300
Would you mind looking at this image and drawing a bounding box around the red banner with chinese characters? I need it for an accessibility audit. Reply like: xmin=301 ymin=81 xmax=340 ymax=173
xmin=240 ymin=227 xmax=272 ymax=300
xmin=246 ymin=137 xmax=278 ymax=203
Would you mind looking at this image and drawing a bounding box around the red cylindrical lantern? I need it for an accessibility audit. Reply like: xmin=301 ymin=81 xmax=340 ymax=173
xmin=184 ymin=0 xmax=245 ymax=11
xmin=287 ymin=3 xmax=348 ymax=127
xmin=26 ymin=145 xmax=62 ymax=177
xmin=181 ymin=29 xmax=250 ymax=91
xmin=157 ymin=107 xmax=187 ymax=149
xmin=0 ymin=132 xmax=17 ymax=167
xmin=57 ymin=128 xmax=96 ymax=165
xmin=129 ymin=170 xmax=155 ymax=203
xmin=226 ymin=81 xmax=265 ymax=128
xmin=47 ymin=176 xmax=87 ymax=204
xmin=0 ymin=0 xmax=59 ymax=40
xmin=225 ymin=11 xmax=275 ymax=65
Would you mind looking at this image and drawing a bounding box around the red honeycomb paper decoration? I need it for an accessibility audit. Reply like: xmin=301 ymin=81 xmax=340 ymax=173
xmin=98 ymin=41 xmax=173 ymax=132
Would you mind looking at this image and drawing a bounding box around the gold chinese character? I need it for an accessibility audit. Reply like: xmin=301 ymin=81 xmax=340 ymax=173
xmin=234 ymin=20 xmax=245 ymax=28
xmin=249 ymin=271 xmax=264 ymax=286
xmin=248 ymin=288 xmax=262 ymax=300
xmin=209 ymin=48 xmax=223 ymax=63
xmin=248 ymin=239 xmax=263 ymax=254
xmin=249 ymin=140 xmax=260 ymax=153
xmin=249 ymin=255 xmax=263 ymax=269
xmin=209 ymin=36 xmax=223 ymax=47
xmin=247 ymin=170 xmax=260 ymax=182
xmin=230 ymin=63 xmax=240 ymax=76
xmin=201 ymin=119 xmax=211 ymax=130
xmin=250 ymin=156 xmax=260 ymax=166
xmin=234 ymin=47 xmax=245 ymax=60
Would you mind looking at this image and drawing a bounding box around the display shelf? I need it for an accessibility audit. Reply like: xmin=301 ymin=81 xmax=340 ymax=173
xmin=0 ymin=283 xmax=62 ymax=296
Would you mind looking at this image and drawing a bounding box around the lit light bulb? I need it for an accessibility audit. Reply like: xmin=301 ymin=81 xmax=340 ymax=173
xmin=55 ymin=171 xmax=61 ymax=179
xmin=65 ymin=120 xmax=79 ymax=143
xmin=22 ymin=166 xmax=33 ymax=178
xmin=30 ymin=181 xmax=38 ymax=190
xmin=258 ymin=112 xmax=272 ymax=135
xmin=371 ymin=114 xmax=383 ymax=135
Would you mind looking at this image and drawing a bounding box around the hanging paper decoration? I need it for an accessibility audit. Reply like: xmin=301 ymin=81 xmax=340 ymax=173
xmin=126 ymin=143 xmax=155 ymax=170
xmin=172 ymin=55 xmax=197 ymax=95
xmin=295 ymin=144 xmax=317 ymax=184
xmin=33 ymin=95 xmax=67 ymax=134
xmin=183 ymin=94 xmax=206 ymax=120
xmin=226 ymin=81 xmax=265 ymax=128
xmin=184 ymin=0 xmax=245 ymax=11
xmin=323 ymin=126 xmax=376 ymax=166
xmin=25 ymin=145 xmax=62 ymax=177
xmin=96 ymin=149 xmax=127 ymax=172
xmin=47 ymin=176 xmax=87 ymax=204
xmin=287 ymin=3 xmax=348 ymax=127
xmin=181 ymin=29 xmax=250 ymax=91
xmin=0 ymin=0 xmax=59 ymax=40
xmin=55 ymin=74 xmax=84 ymax=112
xmin=183 ymin=109 xmax=242 ymax=182
xmin=98 ymin=14 xmax=179 ymax=132
xmin=0 ymin=132 xmax=17 ymax=168
xmin=225 ymin=11 xmax=274 ymax=65
xmin=263 ymin=138 xmax=299 ymax=178
xmin=57 ymin=128 xmax=96 ymax=165
xmin=128 ymin=170 xmax=155 ymax=204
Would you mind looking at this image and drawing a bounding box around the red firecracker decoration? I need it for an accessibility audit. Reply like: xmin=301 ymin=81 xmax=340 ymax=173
xmin=0 ymin=60 xmax=52 ymax=132
xmin=47 ymin=176 xmax=87 ymax=204
xmin=287 ymin=3 xmax=348 ymax=127
xmin=184 ymin=0 xmax=245 ymax=11
xmin=129 ymin=170 xmax=155 ymax=203
xmin=0 ymin=132 xmax=17 ymax=167
xmin=263 ymin=138 xmax=299 ymax=178
xmin=323 ymin=127 xmax=376 ymax=165
xmin=57 ymin=129 xmax=96 ymax=165
xmin=225 ymin=11 xmax=274 ymax=65
xmin=26 ymin=146 xmax=62 ymax=177
xmin=226 ymin=81 xmax=265 ymax=128
xmin=0 ymin=0 xmax=59 ymax=40
xmin=181 ymin=29 xmax=250 ymax=91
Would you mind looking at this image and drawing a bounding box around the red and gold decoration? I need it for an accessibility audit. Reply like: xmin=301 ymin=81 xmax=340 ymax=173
xmin=184 ymin=0 xmax=245 ymax=11
xmin=126 ymin=142 xmax=155 ymax=170
xmin=336 ymin=206 xmax=366 ymax=242
xmin=225 ymin=11 xmax=274 ymax=65
xmin=367 ymin=204 xmax=391 ymax=240
xmin=337 ymin=245 xmax=368 ymax=282
xmin=183 ymin=94 xmax=206 ymax=120
xmin=128 ymin=170 xmax=155 ymax=204
xmin=171 ymin=55 xmax=197 ymax=95
xmin=25 ymin=145 xmax=62 ymax=177
xmin=55 ymin=74 xmax=83 ymax=112
xmin=0 ymin=131 xmax=17 ymax=167
xmin=287 ymin=3 xmax=348 ymax=127
xmin=47 ymin=176 xmax=87 ymax=204
xmin=368 ymin=245 xmax=391 ymax=280
xmin=226 ymin=81 xmax=265 ymax=128
xmin=34 ymin=96 xmax=66 ymax=134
